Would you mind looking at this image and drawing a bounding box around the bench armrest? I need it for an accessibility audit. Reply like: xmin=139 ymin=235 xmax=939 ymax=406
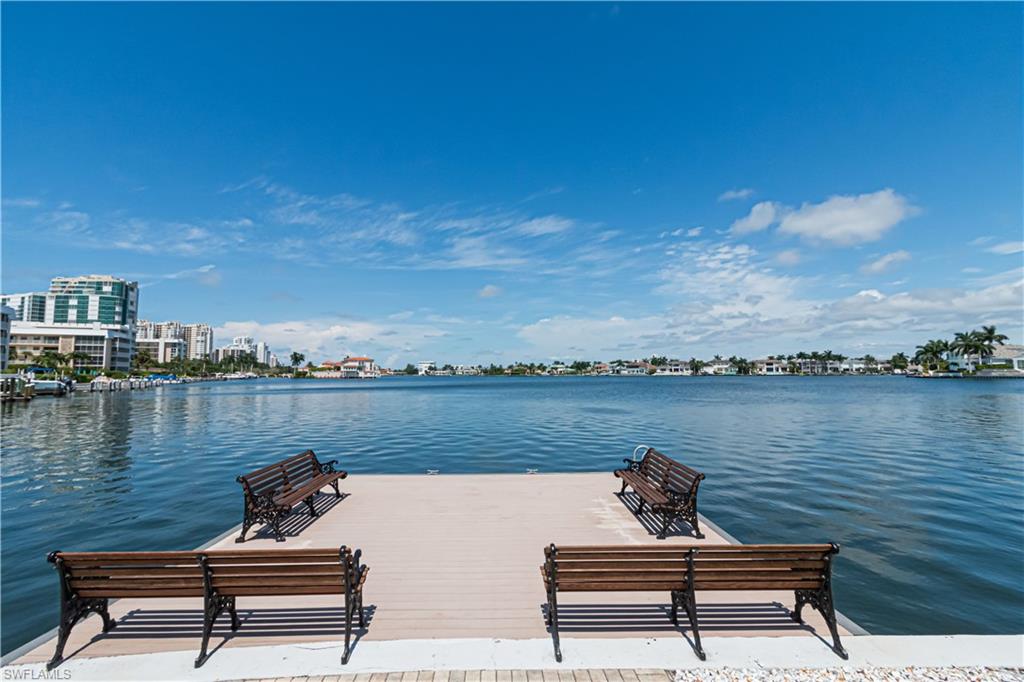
xmin=250 ymin=490 xmax=283 ymax=511
xmin=620 ymin=458 xmax=642 ymax=472
xmin=318 ymin=459 xmax=339 ymax=474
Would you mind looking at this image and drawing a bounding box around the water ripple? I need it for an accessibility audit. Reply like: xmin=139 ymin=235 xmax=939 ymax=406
xmin=1 ymin=375 xmax=1022 ymax=653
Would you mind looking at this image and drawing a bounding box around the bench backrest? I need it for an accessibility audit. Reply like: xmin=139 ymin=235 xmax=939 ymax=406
xmin=48 ymin=546 xmax=361 ymax=599
xmin=543 ymin=543 xmax=836 ymax=593
xmin=202 ymin=548 xmax=359 ymax=596
xmin=48 ymin=551 xmax=205 ymax=598
xmin=237 ymin=450 xmax=325 ymax=502
xmin=639 ymin=448 xmax=704 ymax=497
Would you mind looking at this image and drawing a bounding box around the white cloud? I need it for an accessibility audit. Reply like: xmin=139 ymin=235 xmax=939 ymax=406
xmin=478 ymin=284 xmax=502 ymax=298
xmin=775 ymin=249 xmax=802 ymax=266
xmin=214 ymin=316 xmax=450 ymax=362
xmin=3 ymin=197 xmax=41 ymax=208
xmin=516 ymin=215 xmax=574 ymax=236
xmin=861 ymin=250 xmax=911 ymax=274
xmin=730 ymin=201 xmax=781 ymax=235
xmin=969 ymin=236 xmax=994 ymax=246
xmin=686 ymin=226 xmax=703 ymax=237
xmin=987 ymin=241 xmax=1024 ymax=255
xmin=515 ymin=258 xmax=1022 ymax=359
xmin=718 ymin=188 xmax=755 ymax=202
xmin=777 ymin=188 xmax=917 ymax=246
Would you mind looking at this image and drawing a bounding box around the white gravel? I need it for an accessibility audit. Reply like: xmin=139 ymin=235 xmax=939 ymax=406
xmin=673 ymin=668 xmax=1024 ymax=682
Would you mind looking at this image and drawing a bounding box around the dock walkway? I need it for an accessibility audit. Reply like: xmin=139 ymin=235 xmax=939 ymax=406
xmin=12 ymin=473 xmax=849 ymax=669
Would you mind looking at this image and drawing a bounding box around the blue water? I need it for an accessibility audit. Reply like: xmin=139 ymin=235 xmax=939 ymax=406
xmin=2 ymin=376 xmax=1022 ymax=654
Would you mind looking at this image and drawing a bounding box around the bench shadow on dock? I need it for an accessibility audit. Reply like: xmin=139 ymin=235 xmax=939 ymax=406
xmin=60 ymin=606 xmax=376 ymax=663
xmin=615 ymin=491 xmax=698 ymax=539
xmin=248 ymin=492 xmax=350 ymax=541
xmin=542 ymin=602 xmax=810 ymax=633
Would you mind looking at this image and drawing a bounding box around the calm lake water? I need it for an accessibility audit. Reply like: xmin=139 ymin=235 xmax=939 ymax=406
xmin=2 ymin=375 xmax=1022 ymax=654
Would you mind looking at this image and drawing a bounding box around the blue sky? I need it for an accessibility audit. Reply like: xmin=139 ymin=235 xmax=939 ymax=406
xmin=3 ymin=2 xmax=1022 ymax=365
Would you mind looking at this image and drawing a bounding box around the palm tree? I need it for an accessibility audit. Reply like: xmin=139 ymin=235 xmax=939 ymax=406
xmin=290 ymin=352 xmax=305 ymax=369
xmin=36 ymin=350 xmax=66 ymax=375
xmin=809 ymin=351 xmax=822 ymax=375
xmin=914 ymin=339 xmax=949 ymax=373
xmin=67 ymin=351 xmax=91 ymax=371
xmin=951 ymin=331 xmax=989 ymax=370
xmin=688 ymin=357 xmax=704 ymax=374
xmin=134 ymin=348 xmax=154 ymax=370
xmin=890 ymin=352 xmax=909 ymax=371
xmin=978 ymin=325 xmax=1008 ymax=350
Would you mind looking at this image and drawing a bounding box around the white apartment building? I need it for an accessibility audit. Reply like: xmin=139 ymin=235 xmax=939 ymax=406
xmin=136 ymin=337 xmax=187 ymax=364
xmin=417 ymin=361 xmax=436 ymax=375
xmin=183 ymin=324 xmax=214 ymax=360
xmin=0 ymin=304 xmax=13 ymax=371
xmin=9 ymin=323 xmax=135 ymax=371
xmin=213 ymin=336 xmax=275 ymax=365
xmin=4 ymin=275 xmax=139 ymax=371
xmin=138 ymin=320 xmax=214 ymax=361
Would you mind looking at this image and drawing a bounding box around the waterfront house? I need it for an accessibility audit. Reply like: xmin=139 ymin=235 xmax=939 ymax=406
xmin=340 ymin=356 xmax=380 ymax=379
xmin=703 ymin=360 xmax=737 ymax=375
xmin=654 ymin=359 xmax=691 ymax=376
xmin=971 ymin=344 xmax=1024 ymax=375
xmin=840 ymin=358 xmax=866 ymax=373
xmin=615 ymin=360 xmax=652 ymax=376
xmin=753 ymin=357 xmax=788 ymax=375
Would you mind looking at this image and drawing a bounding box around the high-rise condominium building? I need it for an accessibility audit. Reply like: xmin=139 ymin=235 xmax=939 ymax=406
xmin=0 ymin=305 xmax=13 ymax=371
xmin=1 ymin=292 xmax=48 ymax=322
xmin=4 ymin=275 xmax=139 ymax=371
xmin=183 ymin=324 xmax=214 ymax=360
xmin=137 ymin=321 xmax=214 ymax=361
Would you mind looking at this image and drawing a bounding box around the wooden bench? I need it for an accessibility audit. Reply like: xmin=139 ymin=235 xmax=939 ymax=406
xmin=541 ymin=543 xmax=846 ymax=662
xmin=45 ymin=546 xmax=369 ymax=669
xmin=236 ymin=449 xmax=347 ymax=542
xmin=614 ymin=447 xmax=705 ymax=539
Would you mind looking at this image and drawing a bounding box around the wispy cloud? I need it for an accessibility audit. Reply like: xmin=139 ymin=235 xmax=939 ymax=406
xmin=718 ymin=188 xmax=755 ymax=202
xmin=987 ymin=241 xmax=1024 ymax=255
xmin=133 ymin=264 xmax=222 ymax=288
xmin=478 ymin=284 xmax=502 ymax=298
xmin=775 ymin=249 xmax=802 ymax=266
xmin=516 ymin=215 xmax=574 ymax=237
xmin=3 ymin=197 xmax=42 ymax=208
xmin=523 ymin=186 xmax=565 ymax=202
xmin=861 ymin=250 xmax=911 ymax=274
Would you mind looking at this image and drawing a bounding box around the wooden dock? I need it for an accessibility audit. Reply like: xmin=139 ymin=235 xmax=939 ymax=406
xmin=13 ymin=473 xmax=848 ymax=667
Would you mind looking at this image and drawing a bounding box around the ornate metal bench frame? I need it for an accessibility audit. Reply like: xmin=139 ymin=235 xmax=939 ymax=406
xmin=615 ymin=448 xmax=705 ymax=539
xmin=236 ymin=453 xmax=344 ymax=543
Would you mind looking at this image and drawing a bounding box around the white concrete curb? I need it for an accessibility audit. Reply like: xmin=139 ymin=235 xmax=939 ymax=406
xmin=2 ymin=635 xmax=1021 ymax=681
